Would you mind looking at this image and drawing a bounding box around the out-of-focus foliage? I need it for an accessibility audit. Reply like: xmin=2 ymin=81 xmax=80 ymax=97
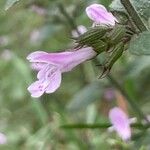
xmin=0 ymin=0 xmax=149 ymax=150
xmin=67 ymin=82 xmax=104 ymax=112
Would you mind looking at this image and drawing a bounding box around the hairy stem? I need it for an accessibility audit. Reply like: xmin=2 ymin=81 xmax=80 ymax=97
xmin=120 ymin=0 xmax=148 ymax=32
xmin=61 ymin=123 xmax=150 ymax=129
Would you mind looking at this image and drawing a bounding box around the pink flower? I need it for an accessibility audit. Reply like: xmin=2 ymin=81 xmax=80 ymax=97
xmin=0 ymin=133 xmax=7 ymax=145
xmin=109 ymin=107 xmax=131 ymax=141
xmin=27 ymin=47 xmax=96 ymax=98
xmin=86 ymin=4 xmax=118 ymax=26
xmin=71 ymin=25 xmax=87 ymax=38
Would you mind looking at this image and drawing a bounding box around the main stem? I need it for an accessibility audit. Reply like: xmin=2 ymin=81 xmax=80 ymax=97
xmin=120 ymin=0 xmax=148 ymax=32
xmin=61 ymin=123 xmax=150 ymax=129
xmin=107 ymin=74 xmax=149 ymax=123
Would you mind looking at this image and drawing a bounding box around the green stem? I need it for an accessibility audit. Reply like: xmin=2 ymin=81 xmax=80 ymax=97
xmin=120 ymin=0 xmax=148 ymax=32
xmin=58 ymin=3 xmax=80 ymax=35
xmin=61 ymin=123 xmax=150 ymax=129
xmin=107 ymin=74 xmax=149 ymax=123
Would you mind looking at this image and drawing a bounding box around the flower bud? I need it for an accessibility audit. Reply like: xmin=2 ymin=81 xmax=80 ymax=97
xmin=86 ymin=4 xmax=118 ymax=26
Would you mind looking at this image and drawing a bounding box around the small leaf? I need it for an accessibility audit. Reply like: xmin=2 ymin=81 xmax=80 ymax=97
xmin=67 ymin=82 xmax=103 ymax=111
xmin=128 ymin=31 xmax=150 ymax=55
xmin=5 ymin=0 xmax=20 ymax=10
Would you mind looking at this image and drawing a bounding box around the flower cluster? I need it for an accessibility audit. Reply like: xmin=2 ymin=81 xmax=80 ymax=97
xmin=27 ymin=3 xmax=118 ymax=98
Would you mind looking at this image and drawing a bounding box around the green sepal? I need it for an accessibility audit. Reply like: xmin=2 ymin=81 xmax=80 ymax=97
xmin=99 ymin=42 xmax=124 ymax=78
xmin=75 ymin=26 xmax=110 ymax=47
xmin=105 ymin=25 xmax=126 ymax=45
xmin=91 ymin=39 xmax=108 ymax=54
xmin=106 ymin=42 xmax=124 ymax=68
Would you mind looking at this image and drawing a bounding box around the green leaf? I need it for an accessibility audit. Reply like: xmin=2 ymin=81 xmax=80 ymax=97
xmin=128 ymin=31 xmax=150 ymax=55
xmin=110 ymin=0 xmax=150 ymax=19
xmin=5 ymin=0 xmax=20 ymax=10
xmin=67 ymin=82 xmax=103 ymax=111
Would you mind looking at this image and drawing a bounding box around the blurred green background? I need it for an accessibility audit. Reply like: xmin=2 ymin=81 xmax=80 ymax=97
xmin=0 ymin=0 xmax=150 ymax=149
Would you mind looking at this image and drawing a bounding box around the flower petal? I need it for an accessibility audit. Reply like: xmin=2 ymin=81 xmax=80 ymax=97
xmin=27 ymin=80 xmax=46 ymax=98
xmin=27 ymin=47 xmax=96 ymax=69
xmin=109 ymin=107 xmax=131 ymax=141
xmin=28 ymin=65 xmax=62 ymax=97
xmin=27 ymin=51 xmax=48 ymax=61
xmin=86 ymin=3 xmax=118 ymax=26
xmin=61 ymin=47 xmax=96 ymax=72
xmin=45 ymin=68 xmax=62 ymax=93
xmin=37 ymin=64 xmax=56 ymax=80
xmin=27 ymin=51 xmax=73 ymax=64
xmin=31 ymin=62 xmax=46 ymax=71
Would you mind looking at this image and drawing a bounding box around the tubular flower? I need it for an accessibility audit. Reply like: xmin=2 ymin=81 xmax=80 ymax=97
xmin=109 ymin=107 xmax=131 ymax=141
xmin=86 ymin=4 xmax=118 ymax=26
xmin=27 ymin=47 xmax=96 ymax=98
